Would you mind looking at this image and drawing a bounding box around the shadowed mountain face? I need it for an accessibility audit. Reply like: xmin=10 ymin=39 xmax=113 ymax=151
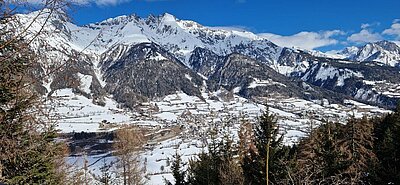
xmin=100 ymin=43 xmax=204 ymax=108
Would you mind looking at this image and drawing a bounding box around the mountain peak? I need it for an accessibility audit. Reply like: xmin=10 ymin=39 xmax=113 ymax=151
xmin=374 ymin=40 xmax=400 ymax=52
xmin=160 ymin=13 xmax=177 ymax=22
xmin=23 ymin=8 xmax=69 ymax=23
xmin=92 ymin=13 xmax=140 ymax=27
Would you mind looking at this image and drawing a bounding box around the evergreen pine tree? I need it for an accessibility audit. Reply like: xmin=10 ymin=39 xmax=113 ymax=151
xmin=373 ymin=103 xmax=400 ymax=184
xmin=239 ymin=106 xmax=292 ymax=184
xmin=297 ymin=122 xmax=348 ymax=184
xmin=187 ymin=129 xmax=220 ymax=185
xmin=341 ymin=117 xmax=376 ymax=183
xmin=167 ymin=150 xmax=186 ymax=185
xmin=187 ymin=151 xmax=216 ymax=185
xmin=255 ymin=107 xmax=286 ymax=184
xmin=218 ymin=128 xmax=244 ymax=185
xmin=241 ymin=149 xmax=264 ymax=185
xmin=187 ymin=126 xmax=242 ymax=185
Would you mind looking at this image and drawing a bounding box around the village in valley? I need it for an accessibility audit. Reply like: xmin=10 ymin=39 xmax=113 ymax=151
xmin=50 ymin=88 xmax=391 ymax=183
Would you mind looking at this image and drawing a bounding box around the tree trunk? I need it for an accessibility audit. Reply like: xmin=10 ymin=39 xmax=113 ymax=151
xmin=0 ymin=162 xmax=2 ymax=181
xmin=128 ymin=162 xmax=131 ymax=185
xmin=266 ymin=139 xmax=270 ymax=185
xmin=123 ymin=163 xmax=127 ymax=185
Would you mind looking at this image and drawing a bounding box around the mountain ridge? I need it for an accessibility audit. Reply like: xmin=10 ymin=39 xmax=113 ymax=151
xmin=13 ymin=9 xmax=400 ymax=109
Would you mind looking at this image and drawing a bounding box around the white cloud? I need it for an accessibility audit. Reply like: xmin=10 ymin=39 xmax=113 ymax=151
xmin=347 ymin=29 xmax=383 ymax=44
xmin=360 ymin=22 xmax=380 ymax=29
xmin=209 ymin=26 xmax=250 ymax=32
xmin=383 ymin=22 xmax=400 ymax=39
xmin=347 ymin=22 xmax=385 ymax=44
xmin=258 ymin=30 xmax=345 ymax=50
xmin=361 ymin=23 xmax=371 ymax=29
xmin=94 ymin=0 xmax=131 ymax=6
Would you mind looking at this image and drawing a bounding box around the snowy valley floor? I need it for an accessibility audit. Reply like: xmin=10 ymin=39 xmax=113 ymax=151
xmin=51 ymin=89 xmax=391 ymax=184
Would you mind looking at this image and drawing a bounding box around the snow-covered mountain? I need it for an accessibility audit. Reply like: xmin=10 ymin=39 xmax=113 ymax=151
xmin=84 ymin=13 xmax=281 ymax=63
xmin=13 ymin=10 xmax=291 ymax=96
xmin=299 ymin=60 xmax=400 ymax=108
xmin=337 ymin=41 xmax=400 ymax=67
xmin=18 ymin=9 xmax=290 ymax=68
xmin=12 ymin=9 xmax=400 ymax=110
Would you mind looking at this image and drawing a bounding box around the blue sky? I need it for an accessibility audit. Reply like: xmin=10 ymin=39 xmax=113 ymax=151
xmin=41 ymin=0 xmax=400 ymax=51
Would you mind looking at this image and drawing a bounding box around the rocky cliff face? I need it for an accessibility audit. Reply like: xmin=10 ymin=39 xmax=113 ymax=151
xmin=101 ymin=43 xmax=204 ymax=108
xmin=188 ymin=47 xmax=225 ymax=78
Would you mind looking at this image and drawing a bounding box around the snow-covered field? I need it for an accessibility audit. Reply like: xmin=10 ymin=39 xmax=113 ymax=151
xmin=48 ymin=89 xmax=132 ymax=133
xmin=54 ymin=90 xmax=392 ymax=184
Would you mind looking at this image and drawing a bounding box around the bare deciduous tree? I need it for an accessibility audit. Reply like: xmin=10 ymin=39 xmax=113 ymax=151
xmin=219 ymin=159 xmax=244 ymax=185
xmin=113 ymin=125 xmax=146 ymax=185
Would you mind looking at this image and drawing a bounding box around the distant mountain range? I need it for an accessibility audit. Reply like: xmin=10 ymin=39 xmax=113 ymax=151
xmin=14 ymin=9 xmax=400 ymax=109
xmin=336 ymin=40 xmax=400 ymax=67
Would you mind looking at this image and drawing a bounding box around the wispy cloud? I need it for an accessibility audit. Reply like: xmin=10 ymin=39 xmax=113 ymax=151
xmin=347 ymin=24 xmax=383 ymax=44
xmin=361 ymin=22 xmax=380 ymax=29
xmin=360 ymin=23 xmax=370 ymax=29
xmin=208 ymin=25 xmax=251 ymax=32
xmin=94 ymin=0 xmax=131 ymax=6
xmin=383 ymin=19 xmax=400 ymax=39
xmin=235 ymin=0 xmax=246 ymax=3
xmin=258 ymin=30 xmax=345 ymax=50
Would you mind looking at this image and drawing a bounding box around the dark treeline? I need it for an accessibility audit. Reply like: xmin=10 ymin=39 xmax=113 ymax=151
xmin=166 ymin=105 xmax=400 ymax=185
